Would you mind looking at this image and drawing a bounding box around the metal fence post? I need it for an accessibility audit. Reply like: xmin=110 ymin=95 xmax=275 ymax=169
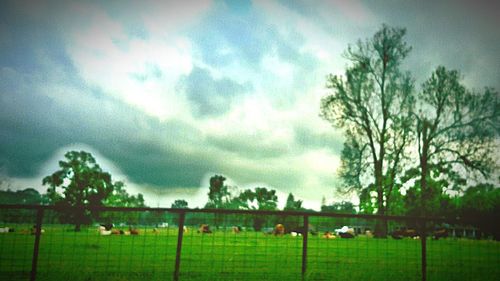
xmin=173 ymin=211 xmax=186 ymax=281
xmin=420 ymin=220 xmax=427 ymax=281
xmin=30 ymin=207 xmax=44 ymax=281
xmin=302 ymin=215 xmax=309 ymax=279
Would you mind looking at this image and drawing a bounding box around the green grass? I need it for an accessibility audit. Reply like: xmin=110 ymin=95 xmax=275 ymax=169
xmin=0 ymin=224 xmax=499 ymax=281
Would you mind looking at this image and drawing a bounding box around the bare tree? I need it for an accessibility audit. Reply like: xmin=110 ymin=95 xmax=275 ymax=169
xmin=321 ymin=25 xmax=415 ymax=237
xmin=414 ymin=66 xmax=499 ymax=215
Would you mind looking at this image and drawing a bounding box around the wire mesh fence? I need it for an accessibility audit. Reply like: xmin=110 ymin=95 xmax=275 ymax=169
xmin=0 ymin=205 xmax=499 ymax=281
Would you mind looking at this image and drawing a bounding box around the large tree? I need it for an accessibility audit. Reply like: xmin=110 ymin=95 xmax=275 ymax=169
xmin=321 ymin=25 xmax=415 ymax=236
xmin=43 ymin=151 xmax=115 ymax=231
xmin=412 ymin=66 xmax=498 ymax=215
xmin=205 ymin=175 xmax=232 ymax=209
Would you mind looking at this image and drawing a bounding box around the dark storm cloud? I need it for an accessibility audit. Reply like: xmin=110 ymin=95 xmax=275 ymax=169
xmin=179 ymin=66 xmax=252 ymax=117
xmin=0 ymin=2 xmax=75 ymax=77
xmin=0 ymin=66 xmax=213 ymax=187
xmin=0 ymin=20 xmax=212 ymax=187
xmin=360 ymin=0 xmax=500 ymax=90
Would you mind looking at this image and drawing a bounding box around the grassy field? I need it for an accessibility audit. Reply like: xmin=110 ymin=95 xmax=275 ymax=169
xmin=0 ymin=224 xmax=499 ymax=281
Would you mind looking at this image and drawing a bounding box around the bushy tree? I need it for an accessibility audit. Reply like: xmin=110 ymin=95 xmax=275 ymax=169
xmin=284 ymin=193 xmax=303 ymax=211
xmin=0 ymin=188 xmax=42 ymax=205
xmin=458 ymin=183 xmax=500 ymax=240
xmin=171 ymin=199 xmax=188 ymax=209
xmin=205 ymin=175 xmax=231 ymax=209
xmin=43 ymin=151 xmax=115 ymax=231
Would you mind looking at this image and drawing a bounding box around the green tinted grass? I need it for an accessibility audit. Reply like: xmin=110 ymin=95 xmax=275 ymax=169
xmin=0 ymin=225 xmax=499 ymax=281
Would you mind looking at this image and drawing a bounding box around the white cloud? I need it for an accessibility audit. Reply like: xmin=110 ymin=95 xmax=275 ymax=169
xmin=62 ymin=1 xmax=216 ymax=122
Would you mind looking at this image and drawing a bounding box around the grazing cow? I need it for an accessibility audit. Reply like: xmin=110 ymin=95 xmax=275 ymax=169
xmin=391 ymin=227 xmax=419 ymax=239
xmin=232 ymin=226 xmax=241 ymax=234
xmin=98 ymin=226 xmax=112 ymax=236
xmin=183 ymin=226 xmax=188 ymax=233
xmin=339 ymin=232 xmax=355 ymax=238
xmin=0 ymin=227 xmax=13 ymax=233
xmin=100 ymin=223 xmax=113 ymax=231
xmin=129 ymin=227 xmax=139 ymax=235
xmin=198 ymin=224 xmax=212 ymax=234
xmin=111 ymin=229 xmax=121 ymax=235
xmin=289 ymin=224 xmax=318 ymax=236
xmin=273 ymin=224 xmax=285 ymax=236
xmin=335 ymin=226 xmax=355 ymax=238
xmin=30 ymin=225 xmax=45 ymax=235
xmin=433 ymin=228 xmax=448 ymax=240
xmin=322 ymin=231 xmax=336 ymax=239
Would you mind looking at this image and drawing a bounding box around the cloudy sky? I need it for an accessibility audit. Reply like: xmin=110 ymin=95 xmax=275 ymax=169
xmin=1 ymin=0 xmax=498 ymax=209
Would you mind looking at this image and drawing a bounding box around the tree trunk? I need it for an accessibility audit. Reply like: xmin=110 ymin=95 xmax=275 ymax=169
xmin=420 ymin=123 xmax=430 ymax=217
xmin=374 ymin=161 xmax=387 ymax=238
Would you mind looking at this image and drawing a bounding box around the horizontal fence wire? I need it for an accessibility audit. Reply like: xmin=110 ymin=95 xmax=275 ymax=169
xmin=0 ymin=205 xmax=499 ymax=281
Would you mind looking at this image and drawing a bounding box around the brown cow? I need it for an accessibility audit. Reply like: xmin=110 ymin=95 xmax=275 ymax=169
xmin=322 ymin=231 xmax=336 ymax=239
xmin=232 ymin=226 xmax=241 ymax=234
xmin=198 ymin=224 xmax=212 ymax=234
xmin=273 ymin=224 xmax=285 ymax=236
xmin=433 ymin=228 xmax=448 ymax=240
xmin=129 ymin=227 xmax=139 ymax=235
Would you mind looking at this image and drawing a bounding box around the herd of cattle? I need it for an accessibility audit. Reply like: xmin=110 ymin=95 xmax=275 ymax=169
xmin=0 ymin=224 xmax=452 ymax=240
xmin=189 ymin=223 xmax=449 ymax=240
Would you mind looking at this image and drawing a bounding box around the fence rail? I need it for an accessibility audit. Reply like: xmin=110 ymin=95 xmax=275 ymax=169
xmin=0 ymin=204 xmax=498 ymax=281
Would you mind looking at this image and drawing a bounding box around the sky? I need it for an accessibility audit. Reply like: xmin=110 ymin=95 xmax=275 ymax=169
xmin=1 ymin=0 xmax=499 ymax=210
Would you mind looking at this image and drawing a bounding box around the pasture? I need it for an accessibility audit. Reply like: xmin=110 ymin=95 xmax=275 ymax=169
xmin=1 ymin=224 xmax=499 ymax=281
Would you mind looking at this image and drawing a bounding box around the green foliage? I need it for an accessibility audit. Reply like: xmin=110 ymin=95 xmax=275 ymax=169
xmin=42 ymin=151 xmax=144 ymax=230
xmin=0 ymin=188 xmax=42 ymax=205
xmin=284 ymin=193 xmax=303 ymax=211
xmin=238 ymin=187 xmax=278 ymax=211
xmin=104 ymin=181 xmax=145 ymax=208
xmin=459 ymin=183 xmax=500 ymax=240
xmin=321 ymin=201 xmax=356 ymax=214
xmin=171 ymin=199 xmax=188 ymax=209
xmin=236 ymin=187 xmax=278 ymax=231
xmin=205 ymin=175 xmax=231 ymax=209
xmin=0 ymin=188 xmax=43 ymax=223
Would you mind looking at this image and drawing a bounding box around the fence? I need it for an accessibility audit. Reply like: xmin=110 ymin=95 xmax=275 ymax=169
xmin=0 ymin=204 xmax=498 ymax=281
